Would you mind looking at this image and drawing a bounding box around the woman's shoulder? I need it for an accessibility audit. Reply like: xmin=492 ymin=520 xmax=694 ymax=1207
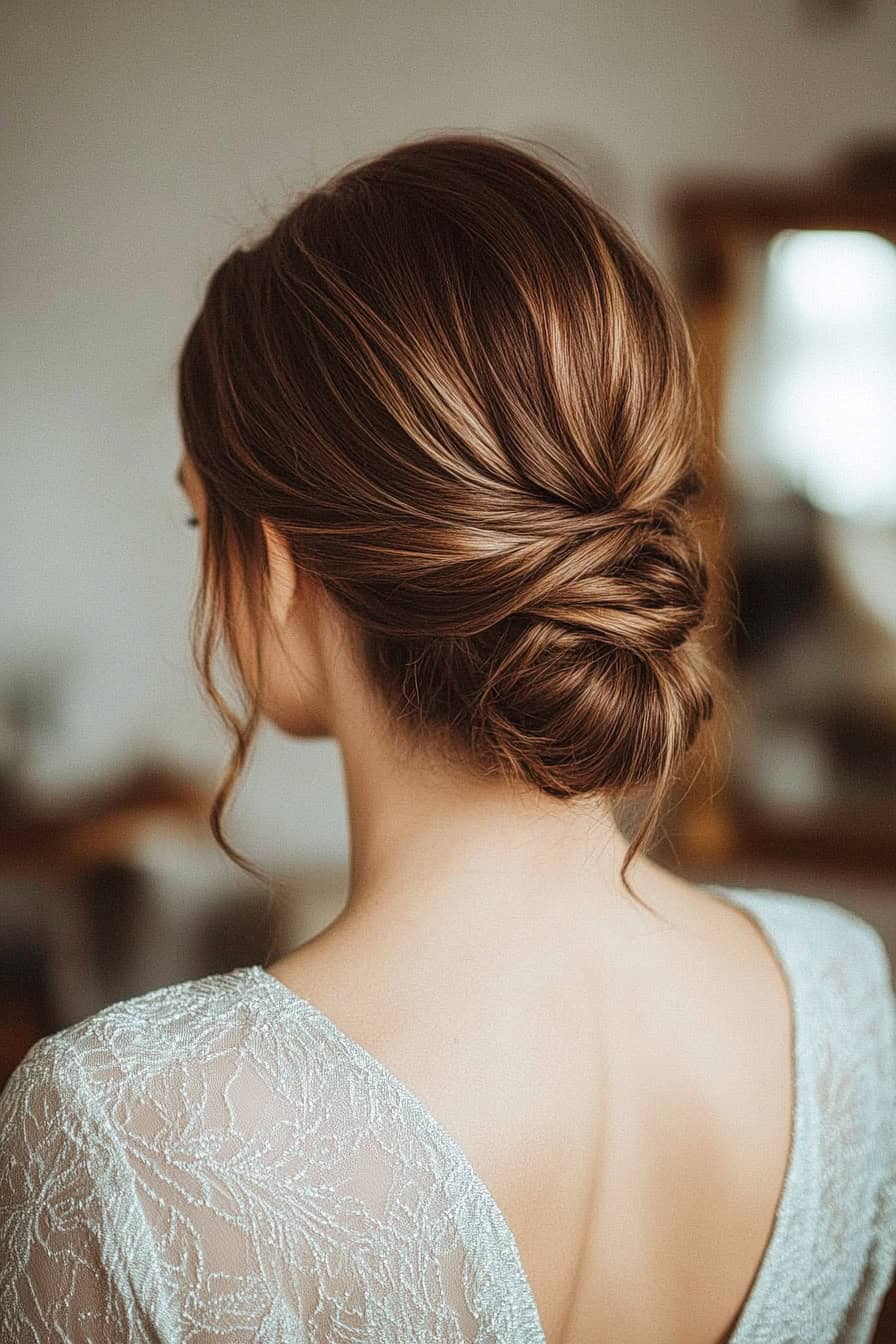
xmin=705 ymin=880 xmax=894 ymax=988
xmin=711 ymin=882 xmax=895 ymax=1137
xmin=0 ymin=966 xmax=270 ymax=1125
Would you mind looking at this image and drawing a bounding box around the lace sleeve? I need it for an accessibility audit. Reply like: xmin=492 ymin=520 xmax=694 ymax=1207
xmin=0 ymin=1034 xmax=168 ymax=1343
xmin=0 ymin=991 xmax=530 ymax=1343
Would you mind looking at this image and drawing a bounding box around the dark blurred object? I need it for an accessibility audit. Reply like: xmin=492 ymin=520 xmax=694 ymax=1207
xmin=80 ymin=860 xmax=154 ymax=1006
xmin=825 ymin=137 xmax=896 ymax=190
xmin=874 ymin=1277 xmax=896 ymax=1344
xmin=198 ymin=887 xmax=280 ymax=976
xmin=728 ymin=493 xmax=827 ymax=667
xmin=0 ymin=756 xmax=219 ymax=1076
xmin=0 ymin=660 xmax=66 ymax=830
xmin=0 ymin=757 xmax=214 ymax=879
xmin=730 ymin=548 xmax=825 ymax=665
xmin=798 ymin=0 xmax=873 ymax=26
xmin=823 ymin=700 xmax=896 ymax=792
xmin=0 ymin=941 xmax=55 ymax=1090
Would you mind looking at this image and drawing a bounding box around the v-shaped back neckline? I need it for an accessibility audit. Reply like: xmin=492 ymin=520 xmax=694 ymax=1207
xmin=698 ymin=884 xmax=802 ymax=1343
xmin=242 ymin=881 xmax=803 ymax=1344
xmin=245 ymin=959 xmax=547 ymax=1339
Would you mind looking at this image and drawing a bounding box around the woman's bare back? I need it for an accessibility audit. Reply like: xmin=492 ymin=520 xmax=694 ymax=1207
xmin=266 ymin=870 xmax=794 ymax=1344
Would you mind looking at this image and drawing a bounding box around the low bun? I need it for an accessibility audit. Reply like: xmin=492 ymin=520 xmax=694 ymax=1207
xmin=358 ymin=499 xmax=715 ymax=803
xmin=481 ymin=512 xmax=715 ymax=798
xmin=472 ymin=624 xmax=715 ymax=800
xmin=177 ymin=129 xmax=720 ymax=906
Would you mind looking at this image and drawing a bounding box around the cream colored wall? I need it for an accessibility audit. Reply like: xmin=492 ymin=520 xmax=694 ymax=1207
xmin=3 ymin=0 xmax=894 ymax=869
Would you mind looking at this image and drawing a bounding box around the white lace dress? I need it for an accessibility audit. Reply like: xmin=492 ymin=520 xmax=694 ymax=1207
xmin=1 ymin=885 xmax=894 ymax=1342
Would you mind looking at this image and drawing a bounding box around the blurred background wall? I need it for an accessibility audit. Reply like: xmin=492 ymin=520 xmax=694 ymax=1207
xmin=2 ymin=0 xmax=894 ymax=1082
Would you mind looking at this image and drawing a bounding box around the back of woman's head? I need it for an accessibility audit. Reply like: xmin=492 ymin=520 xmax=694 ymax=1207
xmin=177 ymin=130 xmax=718 ymax=906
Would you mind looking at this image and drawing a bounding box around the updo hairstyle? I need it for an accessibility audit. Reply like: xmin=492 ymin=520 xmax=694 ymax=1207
xmin=176 ymin=130 xmax=718 ymax=910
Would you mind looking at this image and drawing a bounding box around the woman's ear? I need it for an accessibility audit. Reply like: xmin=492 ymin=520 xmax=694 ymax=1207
xmin=260 ymin=518 xmax=298 ymax=629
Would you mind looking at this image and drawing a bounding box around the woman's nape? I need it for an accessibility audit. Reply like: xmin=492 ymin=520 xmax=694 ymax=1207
xmin=176 ymin=451 xmax=679 ymax=987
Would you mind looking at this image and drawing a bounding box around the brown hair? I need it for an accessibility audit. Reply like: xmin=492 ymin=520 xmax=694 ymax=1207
xmin=176 ymin=129 xmax=719 ymax=915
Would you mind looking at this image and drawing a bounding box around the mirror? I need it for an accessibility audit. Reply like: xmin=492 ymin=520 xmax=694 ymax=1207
xmin=656 ymin=141 xmax=896 ymax=879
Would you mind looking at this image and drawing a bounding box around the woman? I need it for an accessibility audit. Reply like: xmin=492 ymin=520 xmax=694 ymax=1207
xmin=1 ymin=130 xmax=893 ymax=1344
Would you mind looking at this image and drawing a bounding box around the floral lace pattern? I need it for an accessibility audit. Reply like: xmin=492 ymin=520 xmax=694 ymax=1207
xmin=0 ymin=885 xmax=894 ymax=1342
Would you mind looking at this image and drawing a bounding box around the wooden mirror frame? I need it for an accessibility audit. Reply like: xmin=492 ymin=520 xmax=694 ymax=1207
xmin=652 ymin=144 xmax=896 ymax=881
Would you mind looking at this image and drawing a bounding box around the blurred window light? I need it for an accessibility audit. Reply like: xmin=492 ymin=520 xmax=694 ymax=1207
xmin=723 ymin=229 xmax=896 ymax=522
